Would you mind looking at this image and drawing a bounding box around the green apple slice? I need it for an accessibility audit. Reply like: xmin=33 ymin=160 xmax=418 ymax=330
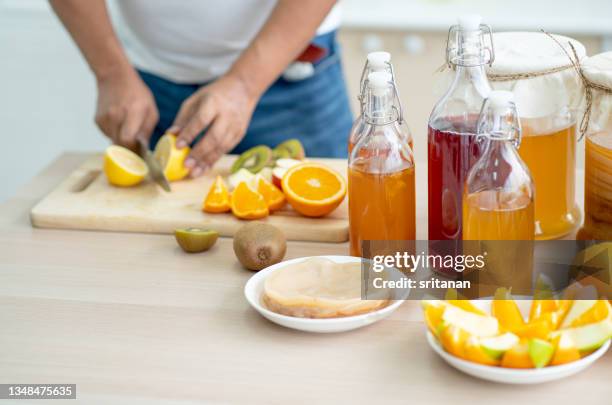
xmin=480 ymin=333 xmax=520 ymax=360
xmin=528 ymin=338 xmax=555 ymax=368
xmin=442 ymin=305 xmax=499 ymax=337
xmin=561 ymin=300 xmax=598 ymax=329
xmin=552 ymin=318 xmax=612 ymax=352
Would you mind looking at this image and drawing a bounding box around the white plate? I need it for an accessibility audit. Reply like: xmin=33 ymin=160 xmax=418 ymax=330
xmin=244 ymin=255 xmax=405 ymax=333
xmin=426 ymin=299 xmax=611 ymax=384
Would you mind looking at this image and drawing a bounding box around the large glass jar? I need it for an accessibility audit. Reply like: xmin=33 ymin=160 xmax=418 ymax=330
xmin=486 ymin=32 xmax=586 ymax=240
xmin=577 ymin=52 xmax=612 ymax=240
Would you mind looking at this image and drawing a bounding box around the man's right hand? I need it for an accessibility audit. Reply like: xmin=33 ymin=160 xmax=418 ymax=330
xmin=95 ymin=68 xmax=159 ymax=150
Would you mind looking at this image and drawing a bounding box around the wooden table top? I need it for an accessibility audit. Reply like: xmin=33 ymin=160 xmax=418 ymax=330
xmin=0 ymin=153 xmax=608 ymax=405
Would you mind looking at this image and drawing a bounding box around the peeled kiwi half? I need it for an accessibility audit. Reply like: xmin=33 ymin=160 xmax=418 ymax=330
xmin=273 ymin=139 xmax=305 ymax=160
xmin=231 ymin=146 xmax=273 ymax=174
xmin=175 ymin=228 xmax=219 ymax=253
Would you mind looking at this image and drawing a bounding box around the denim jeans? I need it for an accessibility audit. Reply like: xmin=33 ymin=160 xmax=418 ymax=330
xmin=139 ymin=30 xmax=353 ymax=158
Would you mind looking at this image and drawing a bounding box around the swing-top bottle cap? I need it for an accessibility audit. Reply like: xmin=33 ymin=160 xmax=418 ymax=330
xmin=488 ymin=90 xmax=515 ymax=113
xmin=480 ymin=90 xmax=521 ymax=143
xmin=367 ymin=72 xmax=392 ymax=96
xmin=367 ymin=52 xmax=391 ymax=71
xmin=458 ymin=14 xmax=482 ymax=31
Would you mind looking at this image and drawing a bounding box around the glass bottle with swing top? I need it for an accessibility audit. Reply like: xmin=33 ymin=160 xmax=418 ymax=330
xmin=349 ymin=52 xmax=413 ymax=155
xmin=348 ymin=72 xmax=415 ymax=257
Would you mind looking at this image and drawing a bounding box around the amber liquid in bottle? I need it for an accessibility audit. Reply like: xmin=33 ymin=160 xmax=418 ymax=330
xmin=463 ymin=191 xmax=534 ymax=240
xmin=348 ymin=72 xmax=415 ymax=257
xmin=349 ymin=166 xmax=416 ymax=256
xmin=518 ymin=124 xmax=580 ymax=239
xmin=462 ymin=92 xmax=535 ymax=293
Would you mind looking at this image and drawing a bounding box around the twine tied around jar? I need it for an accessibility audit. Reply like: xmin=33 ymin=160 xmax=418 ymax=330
xmin=541 ymin=30 xmax=612 ymax=139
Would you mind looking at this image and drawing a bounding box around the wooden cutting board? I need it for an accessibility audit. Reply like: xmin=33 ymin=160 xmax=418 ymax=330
xmin=30 ymin=154 xmax=349 ymax=242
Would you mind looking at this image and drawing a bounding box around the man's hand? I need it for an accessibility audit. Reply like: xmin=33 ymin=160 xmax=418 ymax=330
xmin=95 ymin=69 xmax=159 ymax=150
xmin=171 ymin=75 xmax=258 ymax=177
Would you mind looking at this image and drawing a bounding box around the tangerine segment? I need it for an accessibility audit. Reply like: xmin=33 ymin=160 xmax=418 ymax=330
xmin=231 ymin=182 xmax=269 ymax=220
xmin=203 ymin=175 xmax=231 ymax=213
xmin=282 ymin=163 xmax=346 ymax=217
xmin=257 ymin=176 xmax=286 ymax=211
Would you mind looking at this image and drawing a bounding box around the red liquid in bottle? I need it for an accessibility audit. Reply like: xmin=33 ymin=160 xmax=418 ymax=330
xmin=428 ymin=122 xmax=483 ymax=241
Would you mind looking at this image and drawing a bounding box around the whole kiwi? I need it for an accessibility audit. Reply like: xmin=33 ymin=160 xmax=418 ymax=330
xmin=233 ymin=222 xmax=287 ymax=271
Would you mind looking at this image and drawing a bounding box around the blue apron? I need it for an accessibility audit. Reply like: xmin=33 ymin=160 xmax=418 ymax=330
xmin=139 ymin=31 xmax=353 ymax=158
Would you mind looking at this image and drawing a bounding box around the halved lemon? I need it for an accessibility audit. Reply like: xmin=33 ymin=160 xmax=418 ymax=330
xmin=104 ymin=145 xmax=148 ymax=187
xmin=281 ymin=163 xmax=346 ymax=217
xmin=154 ymin=133 xmax=190 ymax=181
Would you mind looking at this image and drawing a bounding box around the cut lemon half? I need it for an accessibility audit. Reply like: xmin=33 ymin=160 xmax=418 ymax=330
xmin=154 ymin=133 xmax=190 ymax=181
xmin=281 ymin=163 xmax=346 ymax=217
xmin=104 ymin=145 xmax=148 ymax=187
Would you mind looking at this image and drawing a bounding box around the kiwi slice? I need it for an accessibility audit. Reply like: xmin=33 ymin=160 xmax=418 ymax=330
xmin=231 ymin=146 xmax=273 ymax=174
xmin=175 ymin=228 xmax=219 ymax=253
xmin=268 ymin=148 xmax=290 ymax=167
xmin=274 ymin=139 xmax=305 ymax=160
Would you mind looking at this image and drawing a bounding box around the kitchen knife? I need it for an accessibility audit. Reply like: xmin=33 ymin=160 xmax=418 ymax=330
xmin=137 ymin=137 xmax=171 ymax=192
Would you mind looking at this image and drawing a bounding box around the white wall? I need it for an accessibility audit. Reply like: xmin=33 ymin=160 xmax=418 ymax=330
xmin=0 ymin=0 xmax=108 ymax=202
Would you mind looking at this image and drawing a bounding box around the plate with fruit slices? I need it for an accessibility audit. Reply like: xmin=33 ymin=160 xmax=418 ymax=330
xmin=422 ymin=290 xmax=612 ymax=384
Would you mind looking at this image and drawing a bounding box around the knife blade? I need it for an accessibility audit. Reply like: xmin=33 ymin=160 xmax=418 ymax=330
xmin=137 ymin=137 xmax=171 ymax=192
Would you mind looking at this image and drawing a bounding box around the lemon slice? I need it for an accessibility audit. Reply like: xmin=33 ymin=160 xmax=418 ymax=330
xmin=104 ymin=145 xmax=148 ymax=187
xmin=154 ymin=133 xmax=190 ymax=181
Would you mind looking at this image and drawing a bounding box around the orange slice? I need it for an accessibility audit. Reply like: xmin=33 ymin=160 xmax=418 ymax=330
xmin=231 ymin=182 xmax=269 ymax=220
xmin=203 ymin=175 xmax=231 ymax=213
xmin=281 ymin=163 xmax=346 ymax=217
xmin=463 ymin=337 xmax=500 ymax=366
xmin=256 ymin=175 xmax=286 ymax=212
xmin=500 ymin=340 xmax=533 ymax=369
xmin=448 ymin=300 xmax=487 ymax=316
xmin=515 ymin=319 xmax=551 ymax=340
xmin=492 ymin=288 xmax=526 ymax=334
xmin=439 ymin=324 xmax=470 ymax=359
xmin=444 ymin=288 xmax=487 ymax=315
xmin=424 ymin=305 xmax=445 ymax=337
xmin=550 ymin=334 xmax=581 ymax=366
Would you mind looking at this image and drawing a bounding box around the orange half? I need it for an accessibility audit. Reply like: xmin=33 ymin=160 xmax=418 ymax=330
xmin=281 ymin=163 xmax=346 ymax=217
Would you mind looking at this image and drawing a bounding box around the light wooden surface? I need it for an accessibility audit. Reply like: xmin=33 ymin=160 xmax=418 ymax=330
xmin=0 ymin=153 xmax=608 ymax=405
xmin=30 ymin=155 xmax=350 ymax=243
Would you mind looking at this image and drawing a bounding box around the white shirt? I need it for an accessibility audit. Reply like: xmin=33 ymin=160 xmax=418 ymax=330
xmin=109 ymin=0 xmax=341 ymax=84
